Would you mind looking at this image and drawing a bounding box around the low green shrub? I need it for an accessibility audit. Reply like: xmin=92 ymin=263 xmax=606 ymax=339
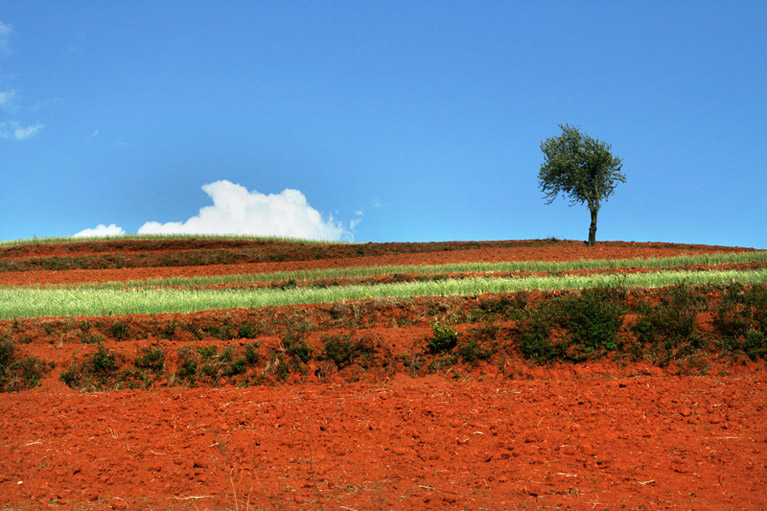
xmin=632 ymin=285 xmax=703 ymax=365
xmin=161 ymin=321 xmax=177 ymax=340
xmin=518 ymin=317 xmax=564 ymax=362
xmin=245 ymin=342 xmax=259 ymax=364
xmin=135 ymin=346 xmax=164 ymax=372
xmin=0 ymin=337 xmax=49 ymax=392
xmin=80 ymin=334 xmax=104 ymax=344
xmin=238 ymin=322 xmax=257 ymax=339
xmin=60 ymin=346 xmax=120 ymax=390
xmin=713 ymin=284 xmax=767 ymax=360
xmin=176 ymin=347 xmax=198 ymax=383
xmin=320 ymin=334 xmax=376 ymax=369
xmin=174 ymin=344 xmax=258 ymax=386
xmin=428 ymin=321 xmax=459 ymax=354
xmin=456 ymin=339 xmax=493 ymax=364
xmin=743 ymin=331 xmax=767 ymax=360
xmin=283 ymin=333 xmax=312 ymax=363
xmin=471 ymin=293 xmax=529 ymax=321
xmin=555 ymin=288 xmax=625 ymax=360
xmin=109 ymin=321 xmax=129 ymax=340
xmin=517 ymin=288 xmax=626 ymax=363
xmin=198 ymin=346 xmax=217 ymax=358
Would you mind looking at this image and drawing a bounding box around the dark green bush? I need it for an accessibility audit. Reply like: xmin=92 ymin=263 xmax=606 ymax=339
xmin=743 ymin=331 xmax=767 ymax=360
xmin=470 ymin=293 xmax=528 ymax=321
xmin=135 ymin=347 xmax=164 ymax=372
xmin=223 ymin=357 xmax=248 ymax=376
xmin=555 ymin=288 xmax=625 ymax=359
xmin=321 ymin=335 xmax=376 ymax=369
xmin=175 ymin=344 xmax=259 ymax=386
xmin=428 ymin=322 xmax=459 ymax=354
xmin=714 ymin=284 xmax=767 ymax=360
xmin=0 ymin=338 xmax=49 ymax=392
xmin=283 ymin=333 xmax=312 ymax=363
xmin=91 ymin=346 xmax=118 ymax=375
xmin=518 ymin=318 xmax=565 ymax=362
xmin=161 ymin=321 xmax=177 ymax=340
xmin=217 ymin=346 xmax=235 ymax=363
xmin=176 ymin=347 xmax=198 ymax=383
xmin=80 ymin=334 xmax=104 ymax=344
xmin=245 ymin=342 xmax=259 ymax=364
xmin=238 ymin=323 xmax=257 ymax=339
xmin=632 ymin=285 xmax=703 ymax=365
xmin=205 ymin=325 xmax=221 ymax=338
xmin=0 ymin=337 xmax=13 ymax=366
xmin=198 ymin=346 xmax=217 ymax=359
xmin=110 ymin=321 xmax=129 ymax=340
xmin=8 ymin=356 xmax=48 ymax=390
xmin=517 ymin=288 xmax=626 ymax=363
xmin=60 ymin=346 xmax=120 ymax=390
xmin=457 ymin=339 xmax=492 ymax=364
xmin=468 ymin=323 xmax=498 ymax=342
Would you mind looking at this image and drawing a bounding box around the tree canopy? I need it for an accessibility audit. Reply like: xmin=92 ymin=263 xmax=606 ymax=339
xmin=538 ymin=124 xmax=625 ymax=246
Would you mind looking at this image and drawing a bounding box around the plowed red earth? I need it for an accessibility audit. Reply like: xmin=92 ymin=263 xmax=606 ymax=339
xmin=2 ymin=373 xmax=766 ymax=511
xmin=2 ymin=240 xmax=766 ymax=510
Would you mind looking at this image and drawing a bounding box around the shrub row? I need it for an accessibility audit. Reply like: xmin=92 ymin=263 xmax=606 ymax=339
xmin=58 ymin=330 xmax=383 ymax=391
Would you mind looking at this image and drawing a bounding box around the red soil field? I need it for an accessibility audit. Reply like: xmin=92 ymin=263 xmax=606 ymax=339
xmin=2 ymin=240 xmax=766 ymax=510
xmin=0 ymin=239 xmax=756 ymax=286
xmin=2 ymin=373 xmax=766 ymax=510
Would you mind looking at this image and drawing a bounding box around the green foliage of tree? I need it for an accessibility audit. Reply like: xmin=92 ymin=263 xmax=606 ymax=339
xmin=538 ymin=124 xmax=626 ymax=246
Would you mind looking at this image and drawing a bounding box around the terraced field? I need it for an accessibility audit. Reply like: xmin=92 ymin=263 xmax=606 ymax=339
xmin=1 ymin=237 xmax=766 ymax=510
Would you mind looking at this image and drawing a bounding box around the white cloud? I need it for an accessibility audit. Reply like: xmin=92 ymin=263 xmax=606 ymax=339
xmin=350 ymin=211 xmax=363 ymax=231
xmin=73 ymin=224 xmax=126 ymax=238
xmin=0 ymin=121 xmax=43 ymax=140
xmin=0 ymin=89 xmax=18 ymax=111
xmin=0 ymin=22 xmax=12 ymax=54
xmin=137 ymin=180 xmax=349 ymax=241
xmin=0 ymin=24 xmax=45 ymax=140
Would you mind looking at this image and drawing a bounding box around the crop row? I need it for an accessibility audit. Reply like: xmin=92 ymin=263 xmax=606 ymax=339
xmin=0 ymin=233 xmax=346 ymax=248
xmin=3 ymin=267 xmax=767 ymax=319
xmin=0 ymin=246 xmax=358 ymax=273
xmin=0 ymin=236 xmax=571 ymax=272
xmin=34 ymin=250 xmax=767 ymax=290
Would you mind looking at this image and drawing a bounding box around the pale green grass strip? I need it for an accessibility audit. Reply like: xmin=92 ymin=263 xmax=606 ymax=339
xmin=57 ymin=250 xmax=767 ymax=290
xmin=2 ymin=268 xmax=766 ymax=319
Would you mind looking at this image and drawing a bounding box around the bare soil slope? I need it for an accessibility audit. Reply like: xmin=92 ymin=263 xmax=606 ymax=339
xmin=1 ymin=239 xmax=765 ymax=510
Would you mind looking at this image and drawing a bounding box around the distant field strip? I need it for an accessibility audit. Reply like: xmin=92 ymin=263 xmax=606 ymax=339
xmin=51 ymin=250 xmax=767 ymax=290
xmin=0 ymin=233 xmax=348 ymax=248
xmin=2 ymin=268 xmax=767 ymax=319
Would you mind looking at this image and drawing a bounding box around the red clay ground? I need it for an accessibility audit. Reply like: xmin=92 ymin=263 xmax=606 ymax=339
xmin=2 ymin=372 xmax=766 ymax=510
xmin=2 ymin=240 xmax=766 ymax=510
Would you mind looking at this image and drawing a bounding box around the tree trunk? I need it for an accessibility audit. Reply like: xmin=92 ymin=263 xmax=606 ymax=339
xmin=588 ymin=208 xmax=598 ymax=247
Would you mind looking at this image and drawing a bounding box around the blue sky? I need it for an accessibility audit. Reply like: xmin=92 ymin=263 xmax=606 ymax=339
xmin=1 ymin=1 xmax=765 ymax=247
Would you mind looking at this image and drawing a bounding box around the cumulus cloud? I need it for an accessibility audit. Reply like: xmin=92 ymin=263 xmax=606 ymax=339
xmin=73 ymin=224 xmax=126 ymax=238
xmin=0 ymin=121 xmax=43 ymax=140
xmin=137 ymin=180 xmax=349 ymax=241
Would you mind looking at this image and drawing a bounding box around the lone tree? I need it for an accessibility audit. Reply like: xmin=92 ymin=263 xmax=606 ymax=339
xmin=538 ymin=124 xmax=625 ymax=246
